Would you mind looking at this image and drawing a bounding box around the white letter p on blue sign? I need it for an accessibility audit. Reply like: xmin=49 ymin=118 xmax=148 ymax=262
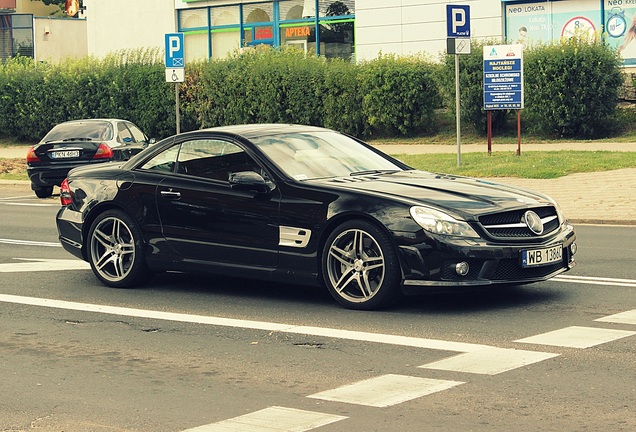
xmin=446 ymin=5 xmax=470 ymax=37
xmin=452 ymin=9 xmax=465 ymax=34
xmin=169 ymin=36 xmax=180 ymax=57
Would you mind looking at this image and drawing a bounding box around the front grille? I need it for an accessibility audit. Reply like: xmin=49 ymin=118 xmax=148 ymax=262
xmin=490 ymin=259 xmax=565 ymax=281
xmin=479 ymin=206 xmax=559 ymax=239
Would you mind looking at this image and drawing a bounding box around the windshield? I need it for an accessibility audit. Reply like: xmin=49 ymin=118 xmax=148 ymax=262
xmin=40 ymin=121 xmax=114 ymax=143
xmin=252 ymin=131 xmax=405 ymax=180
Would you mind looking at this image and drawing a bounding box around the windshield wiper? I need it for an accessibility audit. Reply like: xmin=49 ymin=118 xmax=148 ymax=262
xmin=350 ymin=169 xmax=400 ymax=176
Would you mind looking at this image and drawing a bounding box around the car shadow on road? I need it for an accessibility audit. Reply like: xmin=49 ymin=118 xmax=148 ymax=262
xmin=140 ymin=271 xmax=566 ymax=314
xmin=396 ymin=283 xmax=567 ymax=314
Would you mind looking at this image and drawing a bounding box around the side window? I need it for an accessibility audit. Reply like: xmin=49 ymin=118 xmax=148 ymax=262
xmin=117 ymin=122 xmax=134 ymax=143
xmin=175 ymin=139 xmax=259 ymax=181
xmin=126 ymin=122 xmax=147 ymax=143
xmin=140 ymin=145 xmax=180 ymax=173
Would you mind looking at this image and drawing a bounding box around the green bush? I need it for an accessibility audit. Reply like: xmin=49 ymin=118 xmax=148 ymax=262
xmin=359 ymin=54 xmax=441 ymax=136
xmin=0 ymin=49 xmax=174 ymax=142
xmin=323 ymin=58 xmax=365 ymax=137
xmin=524 ymin=37 xmax=624 ymax=138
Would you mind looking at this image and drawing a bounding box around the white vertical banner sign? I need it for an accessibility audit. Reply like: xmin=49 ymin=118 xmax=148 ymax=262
xmin=446 ymin=5 xmax=471 ymax=167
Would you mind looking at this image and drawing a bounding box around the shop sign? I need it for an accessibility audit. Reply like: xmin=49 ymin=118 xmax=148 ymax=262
xmin=285 ymin=26 xmax=311 ymax=38
xmin=255 ymin=26 xmax=274 ymax=40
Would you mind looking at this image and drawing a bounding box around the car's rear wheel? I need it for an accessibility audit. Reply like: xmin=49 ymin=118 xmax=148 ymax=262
xmin=87 ymin=209 xmax=152 ymax=288
xmin=322 ymin=220 xmax=402 ymax=310
xmin=33 ymin=185 xmax=53 ymax=198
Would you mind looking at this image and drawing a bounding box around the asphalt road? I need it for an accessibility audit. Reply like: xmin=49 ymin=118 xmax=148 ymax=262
xmin=1 ymin=187 xmax=635 ymax=432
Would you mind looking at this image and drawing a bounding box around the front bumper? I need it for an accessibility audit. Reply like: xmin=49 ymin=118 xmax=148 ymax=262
xmin=396 ymin=223 xmax=577 ymax=290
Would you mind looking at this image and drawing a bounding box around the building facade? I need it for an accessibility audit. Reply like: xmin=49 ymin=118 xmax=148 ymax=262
xmin=3 ymin=1 xmax=636 ymax=67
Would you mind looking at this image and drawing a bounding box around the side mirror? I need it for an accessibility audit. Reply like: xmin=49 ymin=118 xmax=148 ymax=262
xmin=229 ymin=171 xmax=275 ymax=194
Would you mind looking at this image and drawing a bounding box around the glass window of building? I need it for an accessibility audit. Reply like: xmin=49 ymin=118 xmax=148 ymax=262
xmin=177 ymin=0 xmax=355 ymax=62
xmin=0 ymin=14 xmax=34 ymax=61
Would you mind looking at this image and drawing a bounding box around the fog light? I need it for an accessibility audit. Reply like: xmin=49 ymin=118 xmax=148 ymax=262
xmin=455 ymin=262 xmax=470 ymax=276
xmin=570 ymin=242 xmax=578 ymax=255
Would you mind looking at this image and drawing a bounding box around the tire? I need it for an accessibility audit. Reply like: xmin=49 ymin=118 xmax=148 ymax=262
xmin=33 ymin=186 xmax=54 ymax=198
xmin=87 ymin=209 xmax=152 ymax=288
xmin=322 ymin=220 xmax=402 ymax=310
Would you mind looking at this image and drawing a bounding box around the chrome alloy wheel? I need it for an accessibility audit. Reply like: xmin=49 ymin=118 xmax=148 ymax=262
xmin=325 ymin=228 xmax=386 ymax=304
xmin=90 ymin=216 xmax=136 ymax=283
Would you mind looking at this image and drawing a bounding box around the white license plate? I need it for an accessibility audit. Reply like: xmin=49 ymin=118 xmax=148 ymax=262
xmin=51 ymin=150 xmax=80 ymax=159
xmin=521 ymin=245 xmax=563 ymax=267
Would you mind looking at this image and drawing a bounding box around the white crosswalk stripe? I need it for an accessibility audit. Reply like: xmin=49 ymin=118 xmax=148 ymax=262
xmin=181 ymin=406 xmax=347 ymax=432
xmin=596 ymin=309 xmax=636 ymax=325
xmin=515 ymin=326 xmax=636 ymax=348
xmin=308 ymin=374 xmax=464 ymax=407
xmin=419 ymin=347 xmax=559 ymax=375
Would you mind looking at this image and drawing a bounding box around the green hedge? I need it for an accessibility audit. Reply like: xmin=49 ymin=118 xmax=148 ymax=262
xmin=0 ymin=49 xmax=174 ymax=141
xmin=524 ymin=37 xmax=624 ymax=138
xmin=187 ymin=48 xmax=441 ymax=137
xmin=439 ymin=38 xmax=624 ymax=139
xmin=0 ymin=42 xmax=625 ymax=142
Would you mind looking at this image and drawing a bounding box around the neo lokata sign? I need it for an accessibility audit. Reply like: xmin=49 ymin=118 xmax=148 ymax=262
xmin=483 ymin=44 xmax=524 ymax=110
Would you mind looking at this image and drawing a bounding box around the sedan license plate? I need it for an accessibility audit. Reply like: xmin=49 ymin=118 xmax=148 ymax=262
xmin=521 ymin=245 xmax=563 ymax=267
xmin=51 ymin=150 xmax=80 ymax=159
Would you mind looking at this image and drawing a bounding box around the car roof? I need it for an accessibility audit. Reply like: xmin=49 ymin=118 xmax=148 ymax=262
xmin=61 ymin=118 xmax=128 ymax=124
xmin=196 ymin=123 xmax=333 ymax=139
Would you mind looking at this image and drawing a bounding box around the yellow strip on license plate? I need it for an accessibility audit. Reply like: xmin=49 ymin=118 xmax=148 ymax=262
xmin=521 ymin=244 xmax=563 ymax=267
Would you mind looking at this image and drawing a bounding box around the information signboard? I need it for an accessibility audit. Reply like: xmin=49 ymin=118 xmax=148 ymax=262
xmin=483 ymin=44 xmax=524 ymax=110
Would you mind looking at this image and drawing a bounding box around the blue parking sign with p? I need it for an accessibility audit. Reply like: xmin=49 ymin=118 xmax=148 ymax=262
xmin=165 ymin=33 xmax=185 ymax=68
xmin=446 ymin=5 xmax=470 ymax=37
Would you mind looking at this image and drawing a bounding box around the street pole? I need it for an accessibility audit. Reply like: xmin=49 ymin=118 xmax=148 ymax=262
xmin=455 ymin=53 xmax=461 ymax=167
xmin=175 ymin=82 xmax=180 ymax=135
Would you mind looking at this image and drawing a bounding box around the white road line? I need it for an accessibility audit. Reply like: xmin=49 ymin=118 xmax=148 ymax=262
xmin=308 ymin=374 xmax=464 ymax=407
xmin=418 ymin=347 xmax=559 ymax=375
xmin=516 ymin=326 xmax=636 ymax=349
xmin=0 ymin=239 xmax=61 ymax=247
xmin=596 ymin=309 xmax=636 ymax=325
xmin=0 ymin=259 xmax=88 ymax=272
xmin=181 ymin=406 xmax=347 ymax=432
xmin=0 ymin=293 xmax=492 ymax=353
xmin=553 ymin=275 xmax=636 ymax=288
xmin=0 ymin=202 xmax=57 ymax=207
xmin=0 ymin=195 xmax=35 ymax=200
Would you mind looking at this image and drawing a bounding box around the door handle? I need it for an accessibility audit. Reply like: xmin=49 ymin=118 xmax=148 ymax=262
xmin=160 ymin=189 xmax=181 ymax=199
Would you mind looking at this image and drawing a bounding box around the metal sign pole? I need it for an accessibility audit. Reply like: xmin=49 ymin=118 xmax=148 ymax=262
xmin=175 ymin=82 xmax=180 ymax=135
xmin=455 ymin=53 xmax=461 ymax=167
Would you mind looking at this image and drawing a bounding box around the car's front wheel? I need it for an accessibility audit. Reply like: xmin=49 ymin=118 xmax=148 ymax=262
xmin=322 ymin=220 xmax=402 ymax=310
xmin=87 ymin=209 xmax=152 ymax=288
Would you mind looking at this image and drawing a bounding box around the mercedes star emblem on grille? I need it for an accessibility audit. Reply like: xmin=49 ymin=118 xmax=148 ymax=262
xmin=523 ymin=211 xmax=544 ymax=235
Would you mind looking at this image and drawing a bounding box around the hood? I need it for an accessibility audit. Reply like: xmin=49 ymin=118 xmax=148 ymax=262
xmin=314 ymin=170 xmax=554 ymax=220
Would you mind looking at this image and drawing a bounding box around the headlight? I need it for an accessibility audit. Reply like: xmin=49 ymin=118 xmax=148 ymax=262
xmin=410 ymin=206 xmax=479 ymax=238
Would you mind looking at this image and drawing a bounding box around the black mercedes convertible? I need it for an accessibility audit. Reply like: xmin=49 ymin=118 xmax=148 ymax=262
xmin=55 ymin=124 xmax=577 ymax=310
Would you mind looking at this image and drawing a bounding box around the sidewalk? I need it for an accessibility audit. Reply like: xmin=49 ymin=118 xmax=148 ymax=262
xmin=2 ymin=143 xmax=635 ymax=225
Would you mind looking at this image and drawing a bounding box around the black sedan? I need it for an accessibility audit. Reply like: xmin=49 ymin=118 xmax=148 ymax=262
xmin=56 ymin=124 xmax=577 ymax=310
xmin=27 ymin=118 xmax=152 ymax=198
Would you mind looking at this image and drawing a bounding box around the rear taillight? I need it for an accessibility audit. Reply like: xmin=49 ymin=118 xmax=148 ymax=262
xmin=93 ymin=143 xmax=114 ymax=160
xmin=26 ymin=146 xmax=40 ymax=163
xmin=60 ymin=178 xmax=72 ymax=206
